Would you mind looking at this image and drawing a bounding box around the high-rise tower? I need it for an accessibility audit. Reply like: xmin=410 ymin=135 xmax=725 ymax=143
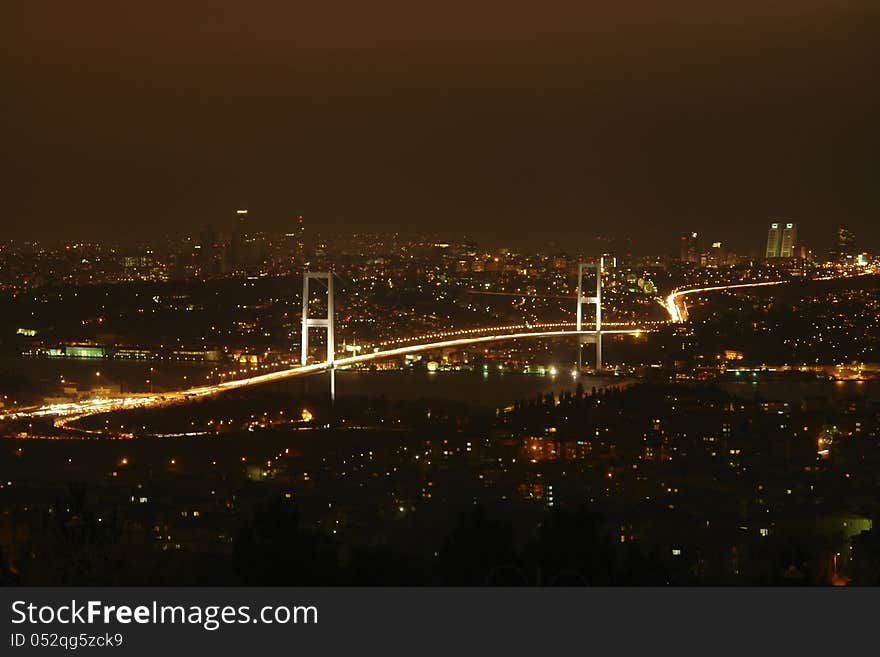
xmin=680 ymin=231 xmax=700 ymax=263
xmin=766 ymin=221 xmax=798 ymax=259
xmin=780 ymin=223 xmax=797 ymax=258
xmin=765 ymin=223 xmax=781 ymax=259
xmin=230 ymin=209 xmax=249 ymax=269
xmin=294 ymin=214 xmax=306 ymax=264
xmin=832 ymin=228 xmax=856 ymax=262
xmin=281 ymin=214 xmax=307 ymax=270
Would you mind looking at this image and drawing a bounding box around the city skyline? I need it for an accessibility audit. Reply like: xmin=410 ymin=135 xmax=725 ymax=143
xmin=0 ymin=210 xmax=870 ymax=262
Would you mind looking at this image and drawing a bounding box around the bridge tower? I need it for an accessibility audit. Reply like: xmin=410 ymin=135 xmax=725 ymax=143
xmin=576 ymin=260 xmax=602 ymax=372
xmin=301 ymin=271 xmax=336 ymax=400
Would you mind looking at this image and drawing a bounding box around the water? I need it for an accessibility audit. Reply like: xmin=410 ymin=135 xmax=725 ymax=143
xmin=720 ymin=380 xmax=880 ymax=403
xmin=0 ymin=356 xmax=221 ymax=399
xmin=323 ymin=370 xmax=628 ymax=408
xmin=3 ymin=355 xmax=878 ymax=410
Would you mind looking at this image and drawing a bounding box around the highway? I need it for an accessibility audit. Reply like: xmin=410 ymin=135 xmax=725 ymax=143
xmin=664 ymin=280 xmax=790 ymax=323
xmin=662 ymin=272 xmax=874 ymax=322
xmin=376 ymin=320 xmax=664 ymax=347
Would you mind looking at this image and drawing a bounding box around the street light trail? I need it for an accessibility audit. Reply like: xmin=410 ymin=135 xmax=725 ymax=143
xmin=376 ymin=321 xmax=662 ymax=347
xmin=664 ymin=280 xmax=790 ymax=323
xmin=662 ymin=272 xmax=871 ymax=322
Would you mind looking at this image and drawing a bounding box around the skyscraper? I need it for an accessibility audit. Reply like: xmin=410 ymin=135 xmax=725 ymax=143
xmin=293 ymin=214 xmax=306 ymax=264
xmin=230 ymin=208 xmax=249 ymax=268
xmin=780 ymin=223 xmax=797 ymax=258
xmin=228 ymin=208 xmax=265 ymax=272
xmin=707 ymin=241 xmax=726 ymax=268
xmin=832 ymin=228 xmax=856 ymax=262
xmin=765 ymin=223 xmax=781 ymax=259
xmin=765 ymin=221 xmax=797 ymax=258
xmin=680 ymin=231 xmax=700 ymax=263
xmin=198 ymin=223 xmax=224 ymax=276
xmin=281 ymin=214 xmax=307 ymax=271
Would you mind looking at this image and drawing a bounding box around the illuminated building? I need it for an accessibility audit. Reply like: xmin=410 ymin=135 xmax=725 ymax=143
xmin=230 ymin=209 xmax=249 ymax=269
xmin=283 ymin=214 xmax=307 ymax=265
xmin=831 ymin=227 xmax=856 ymax=263
xmin=229 ymin=208 xmax=266 ymax=272
xmin=765 ymin=223 xmax=781 ymax=258
xmin=198 ymin=223 xmax=225 ymax=276
xmin=780 ymin=222 xmax=797 ymax=258
xmin=680 ymin=231 xmax=700 ymax=263
xmin=706 ymin=241 xmax=725 ymax=267
xmin=766 ymin=221 xmax=798 ymax=258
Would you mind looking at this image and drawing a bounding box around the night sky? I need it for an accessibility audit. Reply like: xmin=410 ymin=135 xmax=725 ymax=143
xmin=3 ymin=1 xmax=878 ymax=254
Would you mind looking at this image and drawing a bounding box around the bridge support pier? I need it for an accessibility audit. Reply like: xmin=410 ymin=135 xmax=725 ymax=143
xmin=301 ymin=271 xmax=336 ymax=402
xmin=576 ymin=261 xmax=602 ymax=372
